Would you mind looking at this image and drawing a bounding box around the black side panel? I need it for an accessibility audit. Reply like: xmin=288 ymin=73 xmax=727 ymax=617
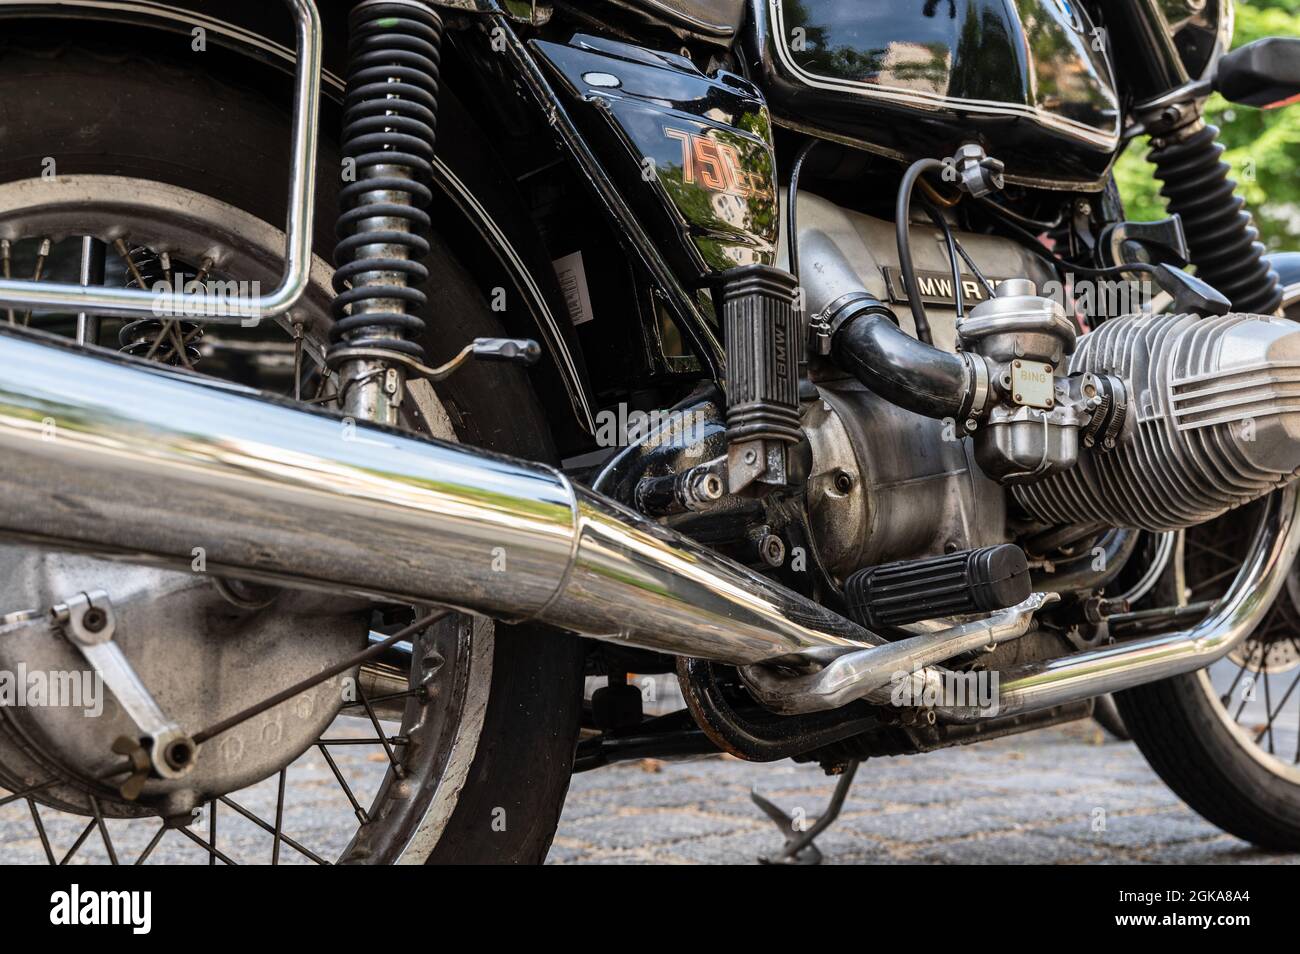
xmin=534 ymin=34 xmax=780 ymax=280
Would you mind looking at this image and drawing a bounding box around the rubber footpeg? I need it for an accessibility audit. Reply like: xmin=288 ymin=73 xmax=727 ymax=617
xmin=844 ymin=544 xmax=1031 ymax=629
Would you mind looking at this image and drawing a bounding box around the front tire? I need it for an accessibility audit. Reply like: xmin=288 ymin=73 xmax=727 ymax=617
xmin=1114 ymin=265 xmax=1300 ymax=852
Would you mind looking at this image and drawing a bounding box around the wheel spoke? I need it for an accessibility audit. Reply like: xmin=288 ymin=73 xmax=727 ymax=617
xmin=89 ymin=795 xmax=119 ymax=865
xmin=20 ymin=238 xmax=50 ymax=326
xmin=292 ymin=323 xmax=305 ymax=402
xmin=208 ymin=799 xmax=217 ymax=866
xmin=1190 ymin=563 xmax=1242 ymax=595
xmin=1184 ymin=536 xmax=1241 ymax=566
xmin=272 ymin=768 xmax=287 ymax=866
xmin=1222 ymin=657 xmax=1252 ymax=708
xmin=318 ymin=743 xmax=369 ymax=825
xmin=1253 ymin=668 xmax=1300 ymax=746
xmin=134 ymin=824 xmax=167 ymax=865
xmin=0 ymin=778 xmax=55 ymax=809
xmin=27 ymin=799 xmax=56 ymax=865
xmin=342 ymin=688 xmax=422 ymax=709
xmin=176 ymin=824 xmax=238 ymax=865
xmin=192 ymin=611 xmax=445 ymax=747
xmin=318 ymin=736 xmax=409 ymax=746
xmin=1225 ymin=641 xmax=1264 ymax=716
xmin=1 ymin=238 xmax=13 ymax=324
xmin=1263 ymin=670 xmax=1276 ymax=755
xmin=356 ymin=686 xmax=405 ymax=778
xmin=58 ymin=819 xmax=97 ymax=866
xmin=219 ymin=793 xmax=329 ymax=866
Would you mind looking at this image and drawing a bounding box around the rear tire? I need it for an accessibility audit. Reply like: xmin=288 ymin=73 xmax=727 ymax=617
xmin=0 ymin=39 xmax=584 ymax=863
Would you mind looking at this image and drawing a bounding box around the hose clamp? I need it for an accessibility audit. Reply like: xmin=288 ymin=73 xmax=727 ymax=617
xmin=962 ymin=352 xmax=991 ymax=423
xmin=810 ymin=291 xmax=896 ymax=356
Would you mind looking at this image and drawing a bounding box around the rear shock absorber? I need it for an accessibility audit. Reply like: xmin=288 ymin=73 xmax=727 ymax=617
xmin=1149 ymin=123 xmax=1282 ymax=315
xmin=329 ymin=0 xmax=443 ymax=424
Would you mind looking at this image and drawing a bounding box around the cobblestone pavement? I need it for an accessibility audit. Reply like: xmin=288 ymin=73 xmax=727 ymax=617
xmin=5 ymin=719 xmax=1300 ymax=864
xmin=550 ymin=721 xmax=1300 ymax=865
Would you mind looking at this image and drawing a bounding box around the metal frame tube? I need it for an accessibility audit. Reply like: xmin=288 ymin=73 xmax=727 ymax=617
xmin=0 ymin=0 xmax=321 ymax=322
xmin=0 ymin=324 xmax=1293 ymax=712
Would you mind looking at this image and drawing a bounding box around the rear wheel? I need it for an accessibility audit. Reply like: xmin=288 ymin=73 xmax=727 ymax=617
xmin=0 ymin=42 xmax=582 ymax=863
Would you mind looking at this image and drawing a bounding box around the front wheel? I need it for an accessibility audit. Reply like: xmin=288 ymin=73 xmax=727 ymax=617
xmin=1113 ymin=266 xmax=1300 ymax=851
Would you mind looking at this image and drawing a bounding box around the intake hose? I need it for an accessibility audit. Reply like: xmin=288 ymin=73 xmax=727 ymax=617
xmin=1149 ymin=125 xmax=1282 ymax=314
xmin=828 ymin=292 xmax=978 ymax=421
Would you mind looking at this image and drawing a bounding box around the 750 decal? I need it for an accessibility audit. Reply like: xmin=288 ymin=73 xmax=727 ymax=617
xmin=663 ymin=127 xmax=763 ymax=198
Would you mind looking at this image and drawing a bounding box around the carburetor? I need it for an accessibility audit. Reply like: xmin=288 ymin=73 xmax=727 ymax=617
xmin=957 ymin=279 xmax=1127 ymax=483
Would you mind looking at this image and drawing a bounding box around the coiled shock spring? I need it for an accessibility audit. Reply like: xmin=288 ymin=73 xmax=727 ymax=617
xmin=1149 ymin=124 xmax=1282 ymax=315
xmin=330 ymin=0 xmax=443 ymax=371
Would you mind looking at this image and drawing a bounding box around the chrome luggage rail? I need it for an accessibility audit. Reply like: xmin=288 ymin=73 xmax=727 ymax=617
xmin=0 ymin=0 xmax=322 ymax=323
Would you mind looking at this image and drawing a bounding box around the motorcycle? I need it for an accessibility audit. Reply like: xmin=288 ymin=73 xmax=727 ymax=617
xmin=0 ymin=0 xmax=1297 ymax=865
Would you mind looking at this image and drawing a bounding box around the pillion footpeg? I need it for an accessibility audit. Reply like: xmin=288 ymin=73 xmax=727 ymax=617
xmin=844 ymin=544 xmax=1031 ymax=629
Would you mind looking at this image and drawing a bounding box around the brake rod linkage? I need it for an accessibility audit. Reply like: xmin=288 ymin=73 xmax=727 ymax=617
xmin=94 ymin=610 xmax=449 ymax=788
xmin=191 ymin=610 xmax=448 ymax=746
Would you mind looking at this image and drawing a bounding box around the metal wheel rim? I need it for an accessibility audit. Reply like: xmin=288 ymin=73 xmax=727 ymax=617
xmin=0 ymin=175 xmax=490 ymax=864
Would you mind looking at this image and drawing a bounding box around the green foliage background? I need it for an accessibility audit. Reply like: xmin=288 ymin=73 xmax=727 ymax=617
xmin=1114 ymin=1 xmax=1300 ymax=249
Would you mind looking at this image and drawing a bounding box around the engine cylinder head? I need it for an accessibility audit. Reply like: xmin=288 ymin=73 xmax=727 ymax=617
xmin=1014 ymin=311 xmax=1300 ymax=531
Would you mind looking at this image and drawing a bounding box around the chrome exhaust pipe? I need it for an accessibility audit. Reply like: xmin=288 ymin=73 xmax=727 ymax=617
xmin=938 ymin=483 xmax=1300 ymax=722
xmin=1 ymin=327 xmax=1295 ymax=724
xmin=0 ymin=328 xmax=870 ymax=666
xmin=740 ymin=484 xmax=1300 ymax=719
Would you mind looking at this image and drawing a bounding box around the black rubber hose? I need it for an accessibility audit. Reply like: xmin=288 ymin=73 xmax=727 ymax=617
xmin=1149 ymin=125 xmax=1282 ymax=314
xmin=919 ymin=193 xmax=966 ymax=321
xmin=831 ymin=299 xmax=972 ymax=420
xmin=896 ymin=157 xmax=944 ymax=344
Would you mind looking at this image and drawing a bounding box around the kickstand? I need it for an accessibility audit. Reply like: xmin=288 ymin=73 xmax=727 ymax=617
xmin=750 ymin=759 xmax=860 ymax=865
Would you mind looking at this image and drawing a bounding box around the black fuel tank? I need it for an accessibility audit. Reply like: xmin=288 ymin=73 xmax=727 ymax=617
xmin=742 ymin=0 xmax=1121 ymax=190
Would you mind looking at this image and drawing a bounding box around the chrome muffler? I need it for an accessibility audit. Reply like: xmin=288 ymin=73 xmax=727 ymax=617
xmin=0 ymin=327 xmax=1295 ymax=723
xmin=0 ymin=328 xmax=871 ymax=666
